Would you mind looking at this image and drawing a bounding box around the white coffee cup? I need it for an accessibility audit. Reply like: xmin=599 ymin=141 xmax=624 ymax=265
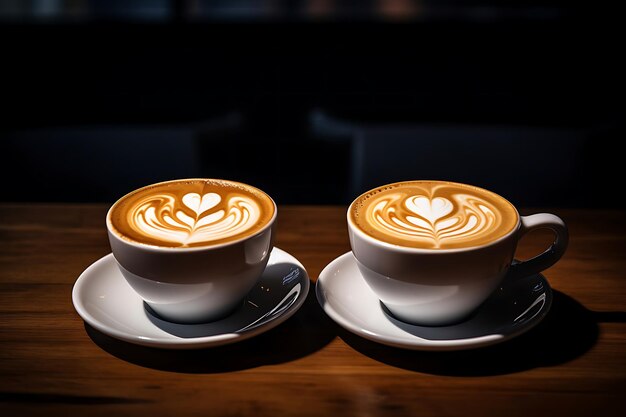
xmin=347 ymin=181 xmax=568 ymax=326
xmin=106 ymin=179 xmax=277 ymax=323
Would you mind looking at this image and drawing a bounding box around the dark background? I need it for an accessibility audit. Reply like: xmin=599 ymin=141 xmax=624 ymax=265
xmin=1 ymin=0 xmax=623 ymax=207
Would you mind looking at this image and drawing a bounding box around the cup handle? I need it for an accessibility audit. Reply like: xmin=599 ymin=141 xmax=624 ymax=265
xmin=508 ymin=213 xmax=569 ymax=280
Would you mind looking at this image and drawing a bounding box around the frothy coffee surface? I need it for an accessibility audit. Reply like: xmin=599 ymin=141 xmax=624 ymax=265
xmin=109 ymin=179 xmax=275 ymax=248
xmin=350 ymin=181 xmax=518 ymax=249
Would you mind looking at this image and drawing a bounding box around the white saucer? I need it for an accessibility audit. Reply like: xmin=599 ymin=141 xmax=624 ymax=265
xmin=73 ymin=247 xmax=309 ymax=349
xmin=316 ymin=252 xmax=552 ymax=351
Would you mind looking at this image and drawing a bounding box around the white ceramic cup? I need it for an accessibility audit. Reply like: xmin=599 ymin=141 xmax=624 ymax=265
xmin=347 ymin=190 xmax=568 ymax=326
xmin=106 ymin=184 xmax=277 ymax=324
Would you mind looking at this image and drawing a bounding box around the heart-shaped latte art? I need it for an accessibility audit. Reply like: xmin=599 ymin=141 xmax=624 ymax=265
xmin=127 ymin=191 xmax=261 ymax=247
xmin=367 ymin=192 xmax=499 ymax=249
xmin=405 ymin=196 xmax=453 ymax=226
xmin=182 ymin=192 xmax=221 ymax=217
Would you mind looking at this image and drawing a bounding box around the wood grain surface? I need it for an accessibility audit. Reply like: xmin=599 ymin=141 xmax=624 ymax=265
xmin=0 ymin=204 xmax=624 ymax=417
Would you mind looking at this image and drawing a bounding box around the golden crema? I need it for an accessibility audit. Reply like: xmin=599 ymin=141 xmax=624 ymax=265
xmin=109 ymin=179 xmax=275 ymax=248
xmin=350 ymin=181 xmax=518 ymax=249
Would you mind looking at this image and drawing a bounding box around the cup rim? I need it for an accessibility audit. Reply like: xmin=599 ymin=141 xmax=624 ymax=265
xmin=106 ymin=178 xmax=277 ymax=252
xmin=347 ymin=180 xmax=521 ymax=254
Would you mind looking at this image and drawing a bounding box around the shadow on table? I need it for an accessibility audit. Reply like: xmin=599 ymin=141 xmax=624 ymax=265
xmin=86 ymin=282 xmax=336 ymax=373
xmin=339 ymin=291 xmax=626 ymax=376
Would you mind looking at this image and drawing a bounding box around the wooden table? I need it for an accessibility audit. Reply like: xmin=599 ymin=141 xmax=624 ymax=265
xmin=1 ymin=204 xmax=624 ymax=417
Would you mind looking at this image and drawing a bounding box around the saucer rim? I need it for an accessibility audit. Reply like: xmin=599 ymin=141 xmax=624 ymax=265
xmin=72 ymin=247 xmax=310 ymax=349
xmin=316 ymin=252 xmax=552 ymax=351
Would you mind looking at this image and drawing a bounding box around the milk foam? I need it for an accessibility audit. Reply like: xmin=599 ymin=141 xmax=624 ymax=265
xmin=130 ymin=192 xmax=261 ymax=246
xmin=109 ymin=179 xmax=274 ymax=248
xmin=351 ymin=181 xmax=518 ymax=249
